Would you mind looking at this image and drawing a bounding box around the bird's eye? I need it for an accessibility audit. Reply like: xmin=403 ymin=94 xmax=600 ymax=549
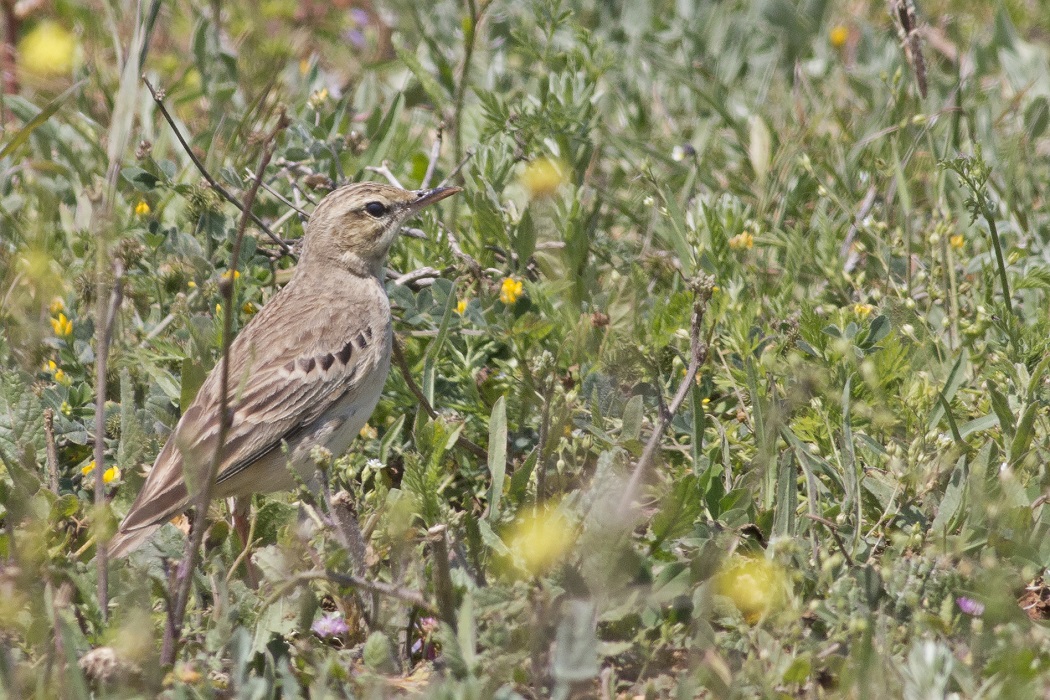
xmin=364 ymin=201 xmax=388 ymax=217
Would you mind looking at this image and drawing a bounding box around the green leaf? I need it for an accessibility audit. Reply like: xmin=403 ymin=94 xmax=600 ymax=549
xmin=487 ymin=397 xmax=507 ymax=521
xmin=0 ymin=82 xmax=83 ymax=160
xmin=620 ymin=394 xmax=643 ymax=443
xmin=988 ymin=382 xmax=1015 ymax=438
xmin=928 ymin=350 xmax=968 ymax=429
xmin=0 ymin=369 xmax=45 ymax=495
xmin=1009 ymin=402 xmax=1038 ymax=465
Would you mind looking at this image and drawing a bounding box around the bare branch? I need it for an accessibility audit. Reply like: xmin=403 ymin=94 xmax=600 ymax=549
xmin=161 ymin=110 xmax=289 ymax=666
xmin=619 ymin=277 xmax=714 ymax=511
xmin=421 ymin=123 xmax=445 ymax=190
xmin=142 ymin=77 xmax=292 ymax=256
xmin=44 ymin=408 xmax=58 ymax=493
xmin=365 ymin=162 xmax=403 ymax=188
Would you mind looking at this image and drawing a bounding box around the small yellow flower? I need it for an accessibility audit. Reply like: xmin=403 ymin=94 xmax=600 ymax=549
xmin=853 ymin=303 xmax=874 ymax=318
xmin=949 ymin=234 xmax=964 ymax=250
xmin=714 ymin=555 xmax=789 ymax=623
xmin=60 ymin=401 xmax=72 ymax=415
xmin=53 ymin=369 xmax=71 ymax=386
xmin=500 ymin=277 xmax=524 ymax=305
xmin=134 ymin=200 xmax=150 ymax=216
xmin=103 ymin=467 xmax=121 ymax=484
xmin=215 ymin=303 xmax=222 ymax=315
xmin=49 ymin=298 xmax=65 ymax=314
xmin=728 ymin=232 xmax=754 ymax=250
xmin=359 ymin=423 xmax=377 ymax=440
xmin=187 ymin=280 xmax=197 ymax=289
xmin=309 ymin=88 xmax=329 ymax=108
xmin=51 ymin=312 xmax=72 ymax=337
xmin=830 ymin=25 xmax=849 ymax=48
xmin=222 ymin=270 xmax=240 ymax=281
xmin=81 ymin=461 xmax=96 ymax=476
xmin=19 ymin=21 xmax=77 ymax=77
xmin=702 ymin=397 xmax=711 ymax=406
xmin=242 ymin=301 xmax=258 ymax=315
xmin=455 ymin=299 xmax=467 ymax=315
xmin=520 ymin=157 xmax=568 ymax=199
xmin=506 ymin=507 xmax=575 ymax=576
xmin=44 ymin=359 xmax=57 ymax=373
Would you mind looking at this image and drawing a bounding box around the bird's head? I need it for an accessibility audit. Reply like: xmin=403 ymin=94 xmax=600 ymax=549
xmin=301 ymin=182 xmax=461 ymax=277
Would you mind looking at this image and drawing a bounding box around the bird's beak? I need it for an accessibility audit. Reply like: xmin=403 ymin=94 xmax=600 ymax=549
xmin=410 ymin=186 xmax=462 ymax=212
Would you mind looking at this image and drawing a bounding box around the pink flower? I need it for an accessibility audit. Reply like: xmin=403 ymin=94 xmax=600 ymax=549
xmin=311 ymin=613 xmax=350 ymax=638
xmin=956 ymin=597 xmax=984 ymax=616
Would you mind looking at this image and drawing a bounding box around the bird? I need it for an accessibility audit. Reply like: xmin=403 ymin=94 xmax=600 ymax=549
xmin=109 ymin=181 xmax=461 ymax=557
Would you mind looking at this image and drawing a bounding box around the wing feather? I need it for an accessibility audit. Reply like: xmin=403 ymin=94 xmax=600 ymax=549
xmin=111 ymin=275 xmax=389 ymax=555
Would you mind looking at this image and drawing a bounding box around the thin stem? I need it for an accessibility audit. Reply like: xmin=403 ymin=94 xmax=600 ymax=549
xmin=93 ymin=260 xmax=123 ymax=623
xmin=142 ymin=77 xmax=292 ymax=256
xmin=44 ymin=409 xmax=59 ymax=493
xmin=984 ymin=212 xmax=1013 ymax=316
xmin=619 ymin=277 xmax=713 ymax=511
xmin=161 ymin=111 xmax=288 ymax=666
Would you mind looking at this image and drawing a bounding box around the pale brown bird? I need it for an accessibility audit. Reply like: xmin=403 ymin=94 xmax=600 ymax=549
xmin=109 ymin=182 xmax=461 ymax=557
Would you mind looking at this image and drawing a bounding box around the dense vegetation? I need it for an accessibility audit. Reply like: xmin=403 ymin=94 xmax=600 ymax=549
xmin=3 ymin=0 xmax=1050 ymax=696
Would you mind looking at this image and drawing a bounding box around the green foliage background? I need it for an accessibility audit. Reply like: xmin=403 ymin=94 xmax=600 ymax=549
xmin=3 ymin=0 xmax=1050 ymax=696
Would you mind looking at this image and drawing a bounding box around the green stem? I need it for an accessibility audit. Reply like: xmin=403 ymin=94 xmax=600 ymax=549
xmin=984 ymin=211 xmax=1013 ymax=316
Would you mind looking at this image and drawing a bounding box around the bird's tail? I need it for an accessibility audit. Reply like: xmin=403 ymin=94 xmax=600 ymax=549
xmin=107 ymin=522 xmax=164 ymax=558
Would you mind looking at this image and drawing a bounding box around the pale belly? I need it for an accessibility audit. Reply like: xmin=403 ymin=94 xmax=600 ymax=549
xmin=214 ymin=345 xmax=392 ymax=497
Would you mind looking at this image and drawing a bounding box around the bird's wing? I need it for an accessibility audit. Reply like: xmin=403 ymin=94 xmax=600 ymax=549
xmin=112 ymin=278 xmax=389 ymax=552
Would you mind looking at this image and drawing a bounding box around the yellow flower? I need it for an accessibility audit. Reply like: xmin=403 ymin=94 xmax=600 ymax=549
xmin=455 ymin=299 xmax=467 ymax=315
xmin=309 ymin=88 xmax=329 ymax=108
xmin=521 ymin=157 xmax=568 ymax=199
xmin=242 ymin=301 xmax=258 ymax=315
xmin=134 ymin=200 xmax=150 ymax=216
xmin=506 ymin=508 xmax=575 ymax=576
xmin=222 ymin=270 xmax=240 ymax=281
xmin=500 ymin=278 xmax=524 ymax=305
xmin=43 ymin=359 xmax=57 ymax=373
xmin=53 ymin=369 xmax=71 ymax=386
xmin=103 ymin=467 xmax=121 ymax=484
xmin=728 ymin=232 xmax=754 ymax=250
xmin=949 ymin=234 xmax=964 ymax=249
xmin=359 ymin=423 xmax=377 ymax=439
xmin=853 ymin=303 xmax=874 ymax=318
xmin=187 ymin=280 xmax=197 ymax=289
xmin=714 ymin=555 xmax=788 ymax=623
xmin=701 ymin=397 xmax=711 ymax=406
xmin=81 ymin=461 xmax=96 ymax=476
xmin=215 ymin=303 xmax=222 ymax=315
xmin=49 ymin=297 xmax=65 ymax=314
xmin=830 ymin=25 xmax=849 ymax=48
xmin=51 ymin=312 xmax=72 ymax=337
xmin=19 ymin=21 xmax=77 ymax=77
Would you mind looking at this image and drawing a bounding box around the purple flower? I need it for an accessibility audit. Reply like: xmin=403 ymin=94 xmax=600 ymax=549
xmin=311 ymin=613 xmax=350 ymax=638
xmin=345 ymin=29 xmax=366 ymax=49
xmin=956 ymin=596 xmax=984 ymax=616
xmin=350 ymin=8 xmax=369 ymax=26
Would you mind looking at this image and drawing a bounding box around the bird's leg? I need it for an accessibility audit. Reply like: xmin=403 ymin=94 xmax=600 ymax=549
xmin=230 ymin=497 xmax=260 ymax=588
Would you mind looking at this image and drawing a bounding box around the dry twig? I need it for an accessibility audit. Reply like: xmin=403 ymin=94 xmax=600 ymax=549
xmin=142 ymin=77 xmax=292 ymax=257
xmin=161 ymin=110 xmax=289 ymax=666
xmin=619 ymin=276 xmax=714 ymax=511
